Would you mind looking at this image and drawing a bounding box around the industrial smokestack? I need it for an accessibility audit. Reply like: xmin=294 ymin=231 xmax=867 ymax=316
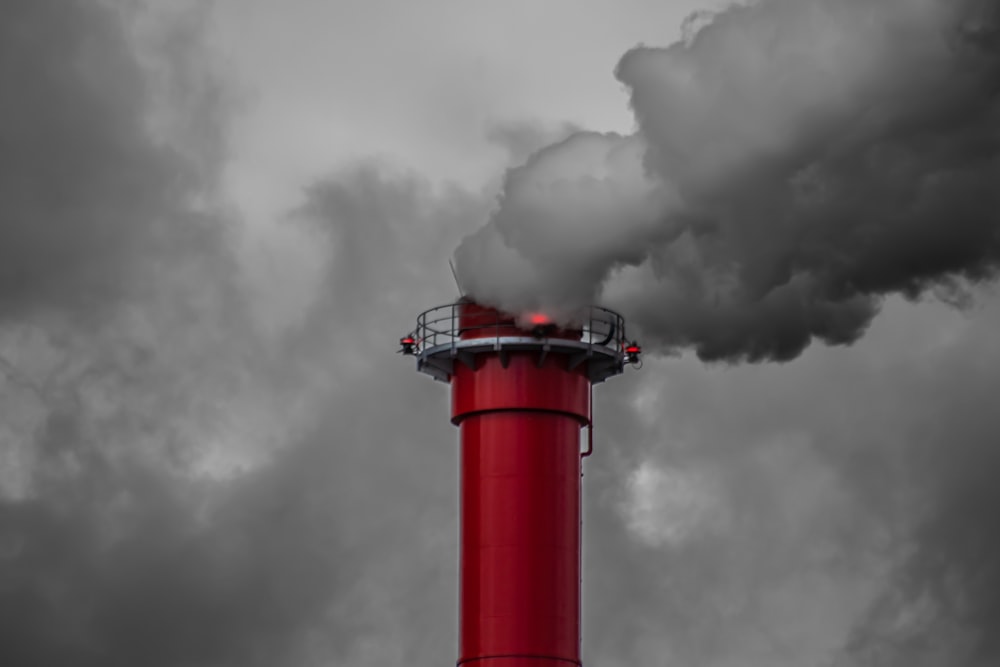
xmin=401 ymin=299 xmax=638 ymax=666
xmin=453 ymin=0 xmax=1000 ymax=363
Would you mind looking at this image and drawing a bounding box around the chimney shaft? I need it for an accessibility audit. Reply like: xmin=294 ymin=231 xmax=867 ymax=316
xmin=403 ymin=300 xmax=635 ymax=667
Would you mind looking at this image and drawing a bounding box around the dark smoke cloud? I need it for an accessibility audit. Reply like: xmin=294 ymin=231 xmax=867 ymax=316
xmin=0 ymin=0 xmax=231 ymax=325
xmin=454 ymin=0 xmax=1000 ymax=362
xmin=0 ymin=156 xmax=478 ymax=664
xmin=580 ymin=293 xmax=1000 ymax=666
xmin=0 ymin=7 xmax=482 ymax=660
xmin=5 ymin=1 xmax=1000 ymax=666
xmin=0 ymin=1 xmax=281 ymax=664
xmin=0 ymin=1 xmax=472 ymax=665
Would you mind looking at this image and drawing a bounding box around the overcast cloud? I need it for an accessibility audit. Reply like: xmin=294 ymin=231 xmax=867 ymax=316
xmin=1 ymin=1 xmax=998 ymax=667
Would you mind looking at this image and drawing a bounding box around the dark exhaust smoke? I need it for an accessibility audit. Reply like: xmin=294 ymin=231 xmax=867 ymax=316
xmin=454 ymin=0 xmax=1000 ymax=362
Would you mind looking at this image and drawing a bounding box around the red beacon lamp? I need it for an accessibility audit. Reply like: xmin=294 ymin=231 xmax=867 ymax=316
xmin=400 ymin=299 xmax=639 ymax=667
xmin=399 ymin=335 xmax=417 ymax=356
xmin=624 ymin=341 xmax=642 ymax=366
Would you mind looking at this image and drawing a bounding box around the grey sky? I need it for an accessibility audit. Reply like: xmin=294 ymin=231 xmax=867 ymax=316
xmin=1 ymin=1 xmax=998 ymax=666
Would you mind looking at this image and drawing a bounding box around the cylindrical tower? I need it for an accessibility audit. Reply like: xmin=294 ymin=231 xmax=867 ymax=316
xmin=401 ymin=300 xmax=638 ymax=667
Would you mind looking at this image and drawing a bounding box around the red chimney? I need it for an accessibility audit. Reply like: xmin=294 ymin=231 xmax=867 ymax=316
xmin=401 ymin=299 xmax=638 ymax=667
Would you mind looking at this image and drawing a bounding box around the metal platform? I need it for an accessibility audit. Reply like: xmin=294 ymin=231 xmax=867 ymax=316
xmin=403 ymin=302 xmax=631 ymax=384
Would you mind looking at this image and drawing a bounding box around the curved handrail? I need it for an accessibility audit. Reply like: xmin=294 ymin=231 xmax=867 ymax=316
xmin=406 ymin=302 xmax=628 ymax=359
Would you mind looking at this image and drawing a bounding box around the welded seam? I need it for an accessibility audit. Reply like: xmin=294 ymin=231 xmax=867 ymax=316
xmin=451 ymin=406 xmax=590 ymax=426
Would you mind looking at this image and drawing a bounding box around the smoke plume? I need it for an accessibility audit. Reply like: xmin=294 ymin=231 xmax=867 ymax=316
xmin=5 ymin=1 xmax=1000 ymax=665
xmin=454 ymin=0 xmax=1000 ymax=361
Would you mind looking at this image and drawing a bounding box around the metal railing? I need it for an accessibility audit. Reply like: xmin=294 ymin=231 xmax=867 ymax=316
xmin=407 ymin=302 xmax=628 ymax=359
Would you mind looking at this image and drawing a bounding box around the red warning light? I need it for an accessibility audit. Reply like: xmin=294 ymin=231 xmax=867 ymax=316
xmin=399 ymin=335 xmax=417 ymax=355
xmin=528 ymin=313 xmax=550 ymax=325
xmin=624 ymin=341 xmax=642 ymax=364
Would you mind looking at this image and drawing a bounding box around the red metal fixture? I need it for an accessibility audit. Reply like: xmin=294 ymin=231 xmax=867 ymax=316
xmin=624 ymin=342 xmax=642 ymax=365
xmin=403 ymin=299 xmax=636 ymax=667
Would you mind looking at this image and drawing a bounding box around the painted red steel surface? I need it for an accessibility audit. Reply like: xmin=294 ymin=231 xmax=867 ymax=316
xmin=452 ymin=302 xmax=589 ymax=667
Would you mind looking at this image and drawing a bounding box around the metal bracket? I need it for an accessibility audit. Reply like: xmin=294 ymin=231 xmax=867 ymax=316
xmin=454 ymin=349 xmax=475 ymax=370
xmin=567 ymin=351 xmax=590 ymax=371
xmin=587 ymin=358 xmax=622 ymax=384
xmin=417 ymin=357 xmax=452 ymax=383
